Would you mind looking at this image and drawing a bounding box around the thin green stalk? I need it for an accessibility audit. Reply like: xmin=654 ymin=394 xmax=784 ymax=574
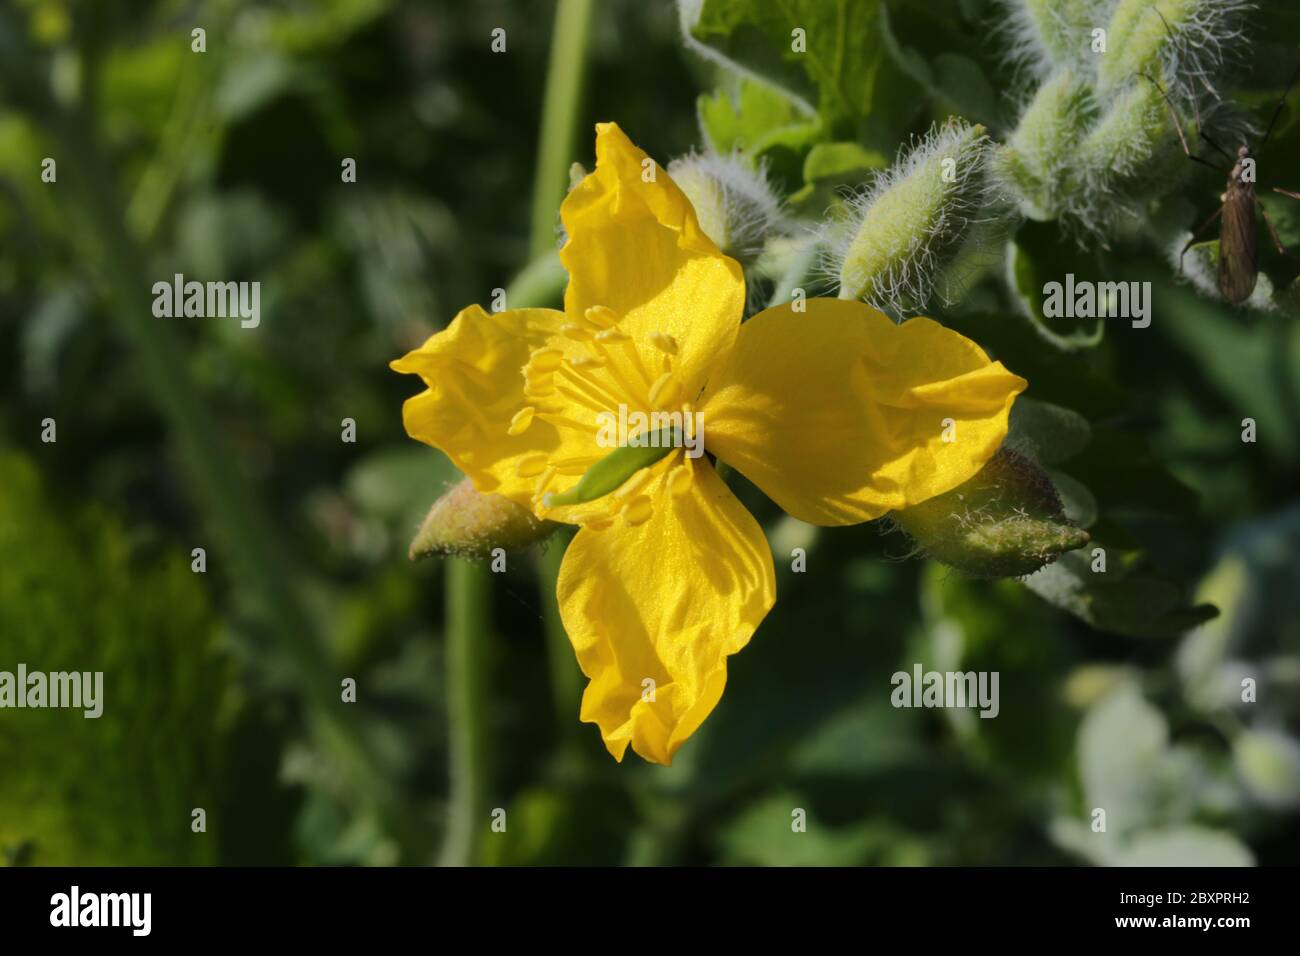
xmin=519 ymin=0 xmax=597 ymax=762
xmin=506 ymin=251 xmax=567 ymax=309
xmin=439 ymin=558 xmax=492 ymax=867
xmin=529 ymin=0 xmax=596 ymax=258
xmin=429 ymin=0 xmax=595 ymax=864
xmin=537 ymin=531 xmax=581 ymax=736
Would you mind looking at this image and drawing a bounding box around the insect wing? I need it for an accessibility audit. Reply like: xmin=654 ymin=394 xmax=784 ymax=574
xmin=1218 ymin=187 xmax=1259 ymax=304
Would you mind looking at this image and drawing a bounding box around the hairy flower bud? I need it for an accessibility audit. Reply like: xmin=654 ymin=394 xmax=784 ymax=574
xmin=893 ymin=447 xmax=1090 ymax=578
xmin=409 ymin=477 xmax=558 ymax=560
xmin=1096 ymin=0 xmax=1250 ymax=101
xmin=829 ymin=119 xmax=995 ymax=313
xmin=1001 ymin=0 xmax=1098 ymax=80
xmin=996 ymin=70 xmax=1092 ymax=221
xmin=667 ymin=151 xmax=784 ymax=264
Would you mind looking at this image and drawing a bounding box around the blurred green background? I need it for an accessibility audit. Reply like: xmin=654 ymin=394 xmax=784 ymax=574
xmin=1 ymin=0 xmax=1299 ymax=866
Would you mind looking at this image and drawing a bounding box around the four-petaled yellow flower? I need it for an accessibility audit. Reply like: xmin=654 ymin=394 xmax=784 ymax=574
xmin=392 ymin=123 xmax=1027 ymax=765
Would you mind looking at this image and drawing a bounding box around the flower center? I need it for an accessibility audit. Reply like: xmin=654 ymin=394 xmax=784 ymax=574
xmin=505 ymin=305 xmax=696 ymax=530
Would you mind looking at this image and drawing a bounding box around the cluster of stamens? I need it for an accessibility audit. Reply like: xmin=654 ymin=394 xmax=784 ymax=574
xmin=505 ymin=305 xmax=698 ymax=530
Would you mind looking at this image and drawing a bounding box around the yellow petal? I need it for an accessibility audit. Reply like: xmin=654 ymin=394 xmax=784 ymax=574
xmin=557 ymin=456 xmax=776 ymax=765
xmin=391 ymin=304 xmax=602 ymax=507
xmin=560 ymin=122 xmax=745 ymax=403
xmin=699 ymin=298 xmax=1027 ymax=525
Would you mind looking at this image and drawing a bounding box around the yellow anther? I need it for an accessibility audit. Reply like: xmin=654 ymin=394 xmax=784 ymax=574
xmin=528 ymin=348 xmax=565 ymax=373
xmin=584 ymin=305 xmax=619 ymax=329
xmin=568 ymin=354 xmax=606 ymax=370
xmin=507 ymin=406 xmax=536 ymax=436
xmin=551 ymin=456 xmax=598 ymax=475
xmin=648 ymin=372 xmax=680 ymax=408
xmin=561 ymin=323 xmax=593 ymax=342
xmin=622 ymin=495 xmax=654 ymax=527
xmin=669 ymin=465 xmax=693 ymax=498
xmin=523 ymin=377 xmax=556 ymax=398
xmin=615 ymin=466 xmax=654 ymax=499
xmin=533 ymin=465 xmax=557 ymax=497
xmin=583 ymin=513 xmax=615 ymax=531
xmin=650 ymin=332 xmax=679 ymax=355
xmin=594 ymin=328 xmax=630 ymax=344
xmin=515 ymin=453 xmax=550 ymax=478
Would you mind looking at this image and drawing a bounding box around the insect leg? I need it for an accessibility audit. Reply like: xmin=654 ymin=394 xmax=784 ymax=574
xmin=1261 ymin=61 xmax=1300 ymax=154
xmin=1139 ymin=71 xmax=1228 ymax=175
xmin=1272 ymin=187 xmax=1300 ymax=202
xmin=1149 ymin=4 xmax=1228 ymax=152
xmin=1257 ymin=197 xmax=1289 ymax=258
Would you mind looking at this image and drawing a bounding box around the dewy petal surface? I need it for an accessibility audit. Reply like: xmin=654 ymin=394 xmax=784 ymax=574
xmin=699 ymin=298 xmax=1027 ymax=525
xmin=560 ymin=122 xmax=745 ymax=404
xmin=556 ymin=455 xmax=776 ymax=765
xmin=391 ymin=304 xmax=604 ymax=507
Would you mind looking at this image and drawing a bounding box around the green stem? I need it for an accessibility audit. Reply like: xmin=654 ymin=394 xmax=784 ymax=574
xmin=506 ymin=251 xmax=567 ymax=309
xmin=439 ymin=558 xmax=492 ymax=866
xmin=537 ymin=531 xmax=581 ymax=738
xmin=529 ymin=0 xmax=596 ymax=258
xmin=519 ymin=0 xmax=596 ymax=764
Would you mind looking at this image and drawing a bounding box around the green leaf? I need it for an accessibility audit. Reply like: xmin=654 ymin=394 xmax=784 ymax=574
xmin=1007 ymin=236 xmax=1106 ymax=351
xmin=1022 ymin=547 xmax=1217 ymax=638
xmin=697 ymin=80 xmax=820 ymax=157
xmin=685 ymin=0 xmax=916 ymax=142
xmin=1065 ymin=426 xmax=1199 ymax=515
xmin=787 ymin=140 xmax=888 ymax=210
xmin=1007 ymin=397 xmax=1092 ymax=465
xmin=1048 ymin=470 xmax=1098 ymax=529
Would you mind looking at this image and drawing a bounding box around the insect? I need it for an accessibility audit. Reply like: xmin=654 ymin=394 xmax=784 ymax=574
xmin=1145 ymin=60 xmax=1300 ymax=304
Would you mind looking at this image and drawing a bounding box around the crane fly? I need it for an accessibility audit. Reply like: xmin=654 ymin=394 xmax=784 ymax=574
xmin=1145 ymin=60 xmax=1300 ymax=304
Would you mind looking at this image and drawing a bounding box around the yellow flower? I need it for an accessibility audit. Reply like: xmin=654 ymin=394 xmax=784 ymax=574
xmin=392 ymin=123 xmax=1027 ymax=765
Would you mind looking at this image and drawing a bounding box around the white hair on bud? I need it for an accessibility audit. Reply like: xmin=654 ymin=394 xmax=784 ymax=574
xmin=667 ymin=150 xmax=787 ymax=262
xmin=1150 ymin=0 xmax=1254 ymax=101
xmin=820 ymin=119 xmax=1008 ymax=317
xmin=993 ymin=0 xmax=1113 ymax=87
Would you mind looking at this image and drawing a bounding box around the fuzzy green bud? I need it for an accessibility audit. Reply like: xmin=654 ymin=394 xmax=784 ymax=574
xmin=997 ymin=69 xmax=1092 ymax=221
xmin=1005 ymin=0 xmax=1098 ymax=78
xmin=1097 ymin=0 xmax=1249 ymax=100
xmin=831 ymin=119 xmax=992 ymax=312
xmin=409 ymin=477 xmax=558 ymax=560
xmin=893 ymin=447 xmax=1090 ymax=578
xmin=1080 ymin=80 xmax=1170 ymax=180
xmin=667 ymin=152 xmax=784 ymax=264
xmin=1097 ymin=0 xmax=1191 ymax=96
xmin=1076 ymin=79 xmax=1183 ymax=228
